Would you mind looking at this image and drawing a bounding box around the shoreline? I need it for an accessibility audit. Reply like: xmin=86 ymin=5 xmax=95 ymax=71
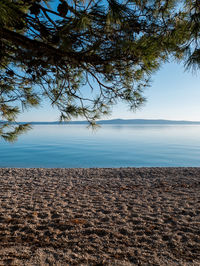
xmin=0 ymin=167 xmax=199 ymax=265
xmin=1 ymin=166 xmax=200 ymax=168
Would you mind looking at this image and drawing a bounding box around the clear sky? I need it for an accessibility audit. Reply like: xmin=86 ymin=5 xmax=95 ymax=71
xmin=18 ymin=61 xmax=200 ymax=122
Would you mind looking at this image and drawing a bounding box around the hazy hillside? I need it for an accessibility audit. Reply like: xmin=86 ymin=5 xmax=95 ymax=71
xmin=3 ymin=119 xmax=200 ymax=125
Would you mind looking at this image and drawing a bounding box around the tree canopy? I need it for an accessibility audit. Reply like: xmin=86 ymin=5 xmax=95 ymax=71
xmin=0 ymin=0 xmax=199 ymax=141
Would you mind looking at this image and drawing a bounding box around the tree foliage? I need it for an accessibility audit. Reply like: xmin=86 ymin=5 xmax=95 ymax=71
xmin=0 ymin=0 xmax=199 ymax=141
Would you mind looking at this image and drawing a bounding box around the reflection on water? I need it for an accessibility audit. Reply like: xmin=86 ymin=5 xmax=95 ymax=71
xmin=0 ymin=124 xmax=200 ymax=167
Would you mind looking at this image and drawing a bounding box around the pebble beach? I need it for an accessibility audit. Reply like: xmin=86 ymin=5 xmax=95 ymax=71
xmin=0 ymin=167 xmax=199 ymax=265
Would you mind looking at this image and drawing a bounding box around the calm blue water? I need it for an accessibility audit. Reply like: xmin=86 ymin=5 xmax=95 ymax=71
xmin=0 ymin=124 xmax=200 ymax=167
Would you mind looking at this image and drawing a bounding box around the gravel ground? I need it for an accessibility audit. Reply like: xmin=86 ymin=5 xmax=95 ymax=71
xmin=0 ymin=167 xmax=199 ymax=265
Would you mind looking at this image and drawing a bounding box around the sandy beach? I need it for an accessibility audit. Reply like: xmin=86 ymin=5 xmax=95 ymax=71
xmin=0 ymin=167 xmax=199 ymax=265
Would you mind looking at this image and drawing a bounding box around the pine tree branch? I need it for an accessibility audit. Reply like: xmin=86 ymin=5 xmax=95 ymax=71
xmin=0 ymin=27 xmax=116 ymax=65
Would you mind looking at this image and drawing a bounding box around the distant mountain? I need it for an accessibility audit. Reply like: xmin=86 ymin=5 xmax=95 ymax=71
xmin=96 ymin=119 xmax=200 ymax=125
xmin=3 ymin=119 xmax=200 ymax=125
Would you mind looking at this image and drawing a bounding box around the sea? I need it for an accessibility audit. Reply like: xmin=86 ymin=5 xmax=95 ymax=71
xmin=0 ymin=124 xmax=200 ymax=168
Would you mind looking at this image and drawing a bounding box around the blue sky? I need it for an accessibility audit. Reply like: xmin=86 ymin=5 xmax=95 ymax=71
xmin=18 ymin=61 xmax=200 ymax=122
